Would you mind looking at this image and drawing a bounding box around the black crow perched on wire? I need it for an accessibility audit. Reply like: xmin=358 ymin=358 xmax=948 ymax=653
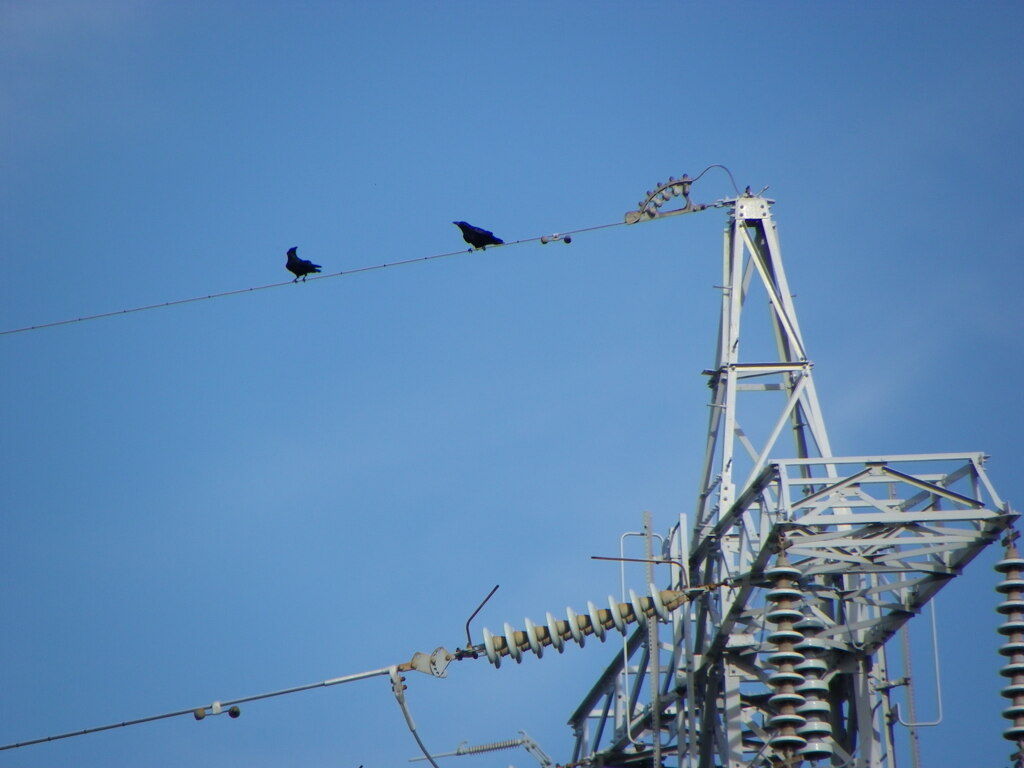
xmin=453 ymin=221 xmax=504 ymax=250
xmin=285 ymin=247 xmax=321 ymax=282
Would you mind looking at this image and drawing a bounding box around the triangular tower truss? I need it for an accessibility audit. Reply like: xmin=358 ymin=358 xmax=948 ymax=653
xmin=561 ymin=183 xmax=1015 ymax=768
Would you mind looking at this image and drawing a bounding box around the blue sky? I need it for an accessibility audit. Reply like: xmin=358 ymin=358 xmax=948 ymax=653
xmin=2 ymin=2 xmax=1023 ymax=766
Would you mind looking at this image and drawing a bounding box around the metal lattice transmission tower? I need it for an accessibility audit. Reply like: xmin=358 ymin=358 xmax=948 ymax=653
xmin=566 ymin=180 xmax=1016 ymax=768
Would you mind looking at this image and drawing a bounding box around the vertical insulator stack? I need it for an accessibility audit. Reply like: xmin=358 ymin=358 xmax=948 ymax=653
xmin=764 ymin=551 xmax=808 ymax=757
xmin=794 ymin=616 xmax=833 ymax=761
xmin=996 ymin=535 xmax=1024 ymax=762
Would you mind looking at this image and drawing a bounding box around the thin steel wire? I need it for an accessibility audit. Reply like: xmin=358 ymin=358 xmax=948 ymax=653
xmin=0 ymin=174 xmax=741 ymax=757
xmin=0 ymin=221 xmax=628 ymax=338
xmin=0 ymin=666 xmax=392 ymax=752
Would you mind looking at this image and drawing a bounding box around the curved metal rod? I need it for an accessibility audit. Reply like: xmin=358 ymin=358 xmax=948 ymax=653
xmin=464 ymin=584 xmax=499 ymax=649
xmin=690 ymin=163 xmax=741 ymax=196
xmin=894 ymin=600 xmax=944 ymax=728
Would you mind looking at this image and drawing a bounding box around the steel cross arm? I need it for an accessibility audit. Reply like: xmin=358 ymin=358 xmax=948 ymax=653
xmin=712 ymin=361 xmax=812 ymax=377
xmin=894 ymin=461 xmax=1001 ymax=511
xmin=795 ymin=552 xmax=962 ymax=577
xmin=790 ymin=523 xmax=1001 ymax=563
xmin=858 ymin=523 xmax=1009 ymax=650
xmin=689 ymin=478 xmax=1012 ymax=698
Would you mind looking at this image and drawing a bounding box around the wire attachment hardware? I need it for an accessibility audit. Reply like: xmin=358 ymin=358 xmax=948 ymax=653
xmin=625 ymin=174 xmax=706 ymax=224
xmin=408 ymin=647 xmax=454 ymax=678
xmin=461 ymin=584 xmax=499 ymax=658
xmin=623 ymin=164 xmax=742 ymax=224
xmin=192 ymin=701 xmax=241 ymax=721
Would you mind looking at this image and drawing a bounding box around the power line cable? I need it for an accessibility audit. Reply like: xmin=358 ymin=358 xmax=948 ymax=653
xmin=0 ymin=168 xmax=742 ymax=755
xmin=0 ymin=220 xmax=627 ymax=338
xmin=1 ymin=164 xmax=740 ymax=338
xmin=0 ymin=666 xmax=395 ymax=752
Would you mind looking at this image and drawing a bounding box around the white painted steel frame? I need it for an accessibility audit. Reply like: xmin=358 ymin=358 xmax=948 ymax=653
xmin=567 ymin=196 xmax=1015 ymax=768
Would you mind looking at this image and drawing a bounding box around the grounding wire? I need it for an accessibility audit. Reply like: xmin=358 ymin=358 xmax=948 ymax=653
xmin=689 ymin=163 xmax=741 ymax=196
xmin=0 ymin=666 xmax=394 ymax=752
xmin=0 ymin=163 xmax=742 ymax=338
xmin=0 ymin=220 xmax=628 ymax=338
xmin=390 ymin=666 xmax=442 ymax=768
